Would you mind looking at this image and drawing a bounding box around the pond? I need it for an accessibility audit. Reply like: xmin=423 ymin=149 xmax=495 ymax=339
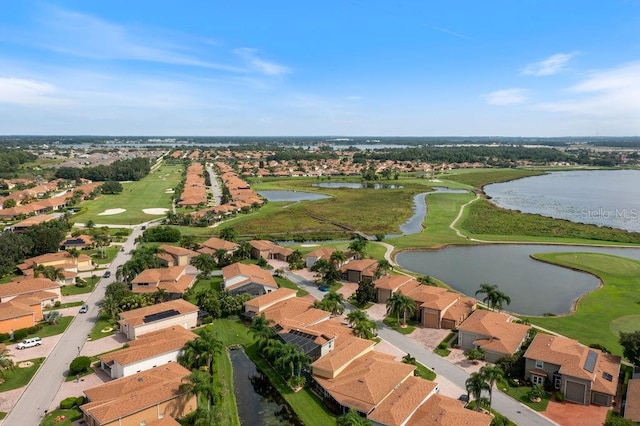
xmin=258 ymin=190 xmax=331 ymax=202
xmin=312 ymin=182 xmax=404 ymax=189
xmin=395 ymin=244 xmax=640 ymax=315
xmin=230 ymin=348 xmax=302 ymax=426
xmin=484 ymin=170 xmax=640 ymax=233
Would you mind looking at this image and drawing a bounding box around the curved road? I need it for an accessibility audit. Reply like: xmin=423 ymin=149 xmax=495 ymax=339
xmin=3 ymin=225 xmax=146 ymax=426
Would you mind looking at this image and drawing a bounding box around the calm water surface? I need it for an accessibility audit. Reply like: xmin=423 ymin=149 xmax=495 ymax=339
xmin=258 ymin=190 xmax=330 ymax=202
xmin=485 ymin=170 xmax=640 ymax=232
xmin=313 ymin=182 xmax=404 ymax=189
xmin=230 ymin=348 xmax=302 ymax=426
xmin=396 ymin=244 xmax=640 ymax=315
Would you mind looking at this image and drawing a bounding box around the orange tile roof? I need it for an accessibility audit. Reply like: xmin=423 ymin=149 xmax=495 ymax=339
xmin=405 ymin=394 xmax=492 ymax=426
xmin=374 ymin=275 xmax=418 ymax=291
xmin=457 ymin=310 xmax=530 ymax=356
xmin=199 ymin=237 xmax=239 ymax=252
xmin=222 ymin=262 xmax=277 ymax=291
xmin=118 ymin=299 xmax=198 ymax=327
xmin=625 ymin=379 xmax=640 ymax=422
xmin=524 ymin=333 xmax=621 ymax=396
xmin=0 ymin=277 xmax=60 ymax=299
xmin=81 ymin=363 xmax=193 ymax=425
xmin=312 ymin=337 xmax=376 ymax=378
xmin=158 ymin=244 xmax=199 ymax=258
xmin=132 ymin=266 xmax=186 ymax=284
xmin=340 ymin=259 xmax=378 ymax=273
xmin=262 ymin=298 xmax=315 ymax=324
xmin=244 ymin=287 xmax=297 ymax=312
xmin=306 ymin=247 xmax=335 ymax=259
xmin=368 ymin=376 xmax=437 ymax=426
xmin=314 ymin=351 xmax=415 ymax=413
xmin=0 ymin=300 xmax=36 ymax=321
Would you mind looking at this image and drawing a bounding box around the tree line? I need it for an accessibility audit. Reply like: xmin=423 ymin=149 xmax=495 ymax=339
xmin=54 ymin=157 xmax=151 ymax=182
xmin=0 ymin=149 xmax=38 ymax=178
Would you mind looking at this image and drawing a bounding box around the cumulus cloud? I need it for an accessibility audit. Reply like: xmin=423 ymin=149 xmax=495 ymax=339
xmin=521 ymin=52 xmax=578 ymax=76
xmin=484 ymin=88 xmax=528 ymax=105
xmin=234 ymin=48 xmax=290 ymax=76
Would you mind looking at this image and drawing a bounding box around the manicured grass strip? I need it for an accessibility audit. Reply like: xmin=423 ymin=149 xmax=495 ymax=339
xmin=84 ymin=246 xmax=120 ymax=265
xmin=41 ymin=408 xmax=82 ymax=426
xmin=383 ymin=316 xmax=416 ymax=335
xmin=500 ymin=385 xmax=550 ymax=412
xmin=414 ymin=362 xmax=436 ymax=381
xmin=61 ymin=277 xmax=99 ymax=296
xmin=19 ymin=316 xmax=73 ymax=340
xmin=275 ymin=277 xmax=308 ymax=297
xmin=0 ymin=357 xmax=44 ymax=392
xmin=89 ymin=314 xmax=117 ymax=341
xmin=524 ymin=252 xmax=640 ymax=357
xmin=44 ymin=301 xmax=84 ymax=311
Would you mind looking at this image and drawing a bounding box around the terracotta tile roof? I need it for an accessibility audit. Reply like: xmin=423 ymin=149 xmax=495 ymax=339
xmin=100 ymin=326 xmax=196 ymax=367
xmin=0 ymin=277 xmax=60 ymax=299
xmin=340 ymin=259 xmax=378 ymax=273
xmin=199 ymin=237 xmax=239 ymax=252
xmin=442 ymin=297 xmax=477 ymax=321
xmin=17 ymin=251 xmax=91 ymax=271
xmin=625 ymin=379 xmax=640 ymax=422
xmin=405 ymin=394 xmax=492 ymax=426
xmin=222 ymin=262 xmax=277 ymax=291
xmin=81 ymin=363 xmax=193 ymax=425
xmin=524 ymin=333 xmax=621 ymax=396
xmin=158 ymin=244 xmax=199 ymax=258
xmin=368 ymin=376 xmax=437 ymax=426
xmin=306 ymin=247 xmax=335 ymax=260
xmin=374 ymin=275 xmax=418 ymax=291
xmin=132 ymin=266 xmax=186 ymax=285
xmin=312 ymin=337 xmax=376 ymax=378
xmin=457 ymin=310 xmax=530 ymax=356
xmin=118 ymin=299 xmax=198 ymax=328
xmin=244 ymin=288 xmax=297 ymax=312
xmin=314 ymin=351 xmax=415 ymax=413
xmin=145 ymin=416 xmax=181 ymax=426
xmin=262 ymin=298 xmax=315 ymax=324
xmin=0 ymin=300 xmax=36 ymax=321
xmin=12 ymin=290 xmax=57 ymax=303
xmin=12 ymin=214 xmax=59 ymax=228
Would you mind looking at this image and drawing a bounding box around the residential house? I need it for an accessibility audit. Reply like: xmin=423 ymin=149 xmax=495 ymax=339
xmin=197 ymin=237 xmax=238 ymax=257
xmin=10 ymin=214 xmax=59 ymax=233
xmin=60 ymin=235 xmax=95 ymax=250
xmin=404 ymin=394 xmax=492 ymax=426
xmin=117 ymin=299 xmax=199 ymax=340
xmin=244 ymin=287 xmax=297 ymax=315
xmin=221 ymin=262 xmax=277 ymax=296
xmin=624 ymin=368 xmax=640 ymax=422
xmin=524 ymin=333 xmax=621 ymax=406
xmin=0 ymin=277 xmax=61 ymax=304
xmin=80 ymin=363 xmax=197 ymax=426
xmin=99 ymin=326 xmax=197 ymax=379
xmin=400 ymin=284 xmax=476 ymax=330
xmin=156 ymin=245 xmax=199 ymax=267
xmin=17 ymin=251 xmax=94 ymax=284
xmin=457 ymin=310 xmax=530 ymax=362
xmin=249 ymin=240 xmax=294 ymax=261
xmin=340 ymin=259 xmax=381 ymax=283
xmin=305 ymin=247 xmax=335 ymax=269
xmin=374 ymin=275 xmax=417 ymax=304
xmin=0 ymin=296 xmax=42 ymax=334
xmin=131 ymin=266 xmax=196 ymax=297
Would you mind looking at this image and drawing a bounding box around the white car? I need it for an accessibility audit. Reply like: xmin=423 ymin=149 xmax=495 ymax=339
xmin=16 ymin=337 xmax=42 ymax=349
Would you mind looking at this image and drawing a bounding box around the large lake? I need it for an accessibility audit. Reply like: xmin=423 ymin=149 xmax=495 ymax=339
xmin=485 ymin=170 xmax=640 ymax=233
xmin=258 ymin=190 xmax=330 ymax=202
xmin=396 ymin=244 xmax=640 ymax=315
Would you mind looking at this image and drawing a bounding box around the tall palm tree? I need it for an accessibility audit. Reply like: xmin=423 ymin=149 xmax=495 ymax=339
xmin=492 ymin=289 xmax=511 ymax=311
xmin=386 ymin=293 xmax=416 ymax=326
xmin=348 ymin=238 xmax=368 ymax=260
xmin=214 ymin=249 xmax=230 ymax=267
xmin=315 ymin=291 xmax=345 ymax=316
xmin=479 ymin=365 xmax=505 ymax=411
xmin=0 ymin=347 xmax=14 ymax=379
xmin=329 ymin=250 xmax=347 ymax=266
xmin=346 ymin=309 xmax=368 ymax=327
xmin=465 ymin=372 xmax=490 ymax=411
xmin=178 ymin=327 xmax=223 ymax=374
xmin=33 ymin=265 xmax=65 ymax=282
xmin=180 ymin=370 xmax=218 ymax=410
xmin=475 ymin=283 xmax=498 ymax=308
xmin=277 ymin=344 xmax=310 ymax=378
xmin=237 ymin=241 xmax=252 ymax=260
xmin=353 ymin=319 xmax=377 ymax=340
xmin=192 ymin=254 xmax=216 ymax=277
xmin=250 ymin=314 xmax=276 ymax=350
xmin=67 ymin=248 xmax=81 ymax=269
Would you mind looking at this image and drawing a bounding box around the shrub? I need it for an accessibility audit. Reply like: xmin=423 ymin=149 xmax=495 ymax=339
xmin=54 ymin=300 xmax=61 ymax=307
xmin=12 ymin=329 xmax=28 ymax=341
xmin=26 ymin=325 xmax=40 ymax=334
xmin=202 ymin=316 xmax=213 ymax=324
xmin=465 ymin=348 xmax=485 ymax=361
xmin=60 ymin=397 xmax=78 ymax=409
xmin=75 ymin=279 xmax=87 ymax=288
xmin=490 ymin=413 xmax=510 ymax=426
xmin=0 ymin=333 xmax=9 ymax=343
xmin=437 ymin=342 xmax=448 ymax=350
xmin=555 ymin=391 xmax=565 ymax=403
xmin=589 ymin=343 xmax=610 ymax=354
xmin=508 ymin=378 xmax=520 ymax=388
xmin=69 ymin=356 xmax=92 ymax=375
xmin=75 ymin=396 xmax=86 ymax=406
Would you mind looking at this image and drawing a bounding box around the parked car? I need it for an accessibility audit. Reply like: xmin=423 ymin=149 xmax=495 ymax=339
xmin=79 ymin=304 xmax=89 ymax=314
xmin=16 ymin=337 xmax=42 ymax=349
xmin=103 ymin=271 xmax=111 ymax=278
xmin=141 ymin=225 xmax=147 ymax=230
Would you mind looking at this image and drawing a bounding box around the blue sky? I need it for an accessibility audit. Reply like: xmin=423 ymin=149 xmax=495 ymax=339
xmin=0 ymin=1 xmax=639 ymax=136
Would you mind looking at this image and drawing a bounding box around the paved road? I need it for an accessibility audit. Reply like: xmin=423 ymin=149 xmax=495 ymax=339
xmin=206 ymin=164 xmax=222 ymax=206
xmin=284 ymin=271 xmax=557 ymax=426
xmin=3 ymin=226 xmax=145 ymax=426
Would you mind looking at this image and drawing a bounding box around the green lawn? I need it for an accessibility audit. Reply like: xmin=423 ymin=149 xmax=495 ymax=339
xmin=383 ymin=316 xmax=417 ymax=335
xmin=18 ymin=317 xmax=73 ymax=340
xmin=41 ymin=408 xmax=82 ymax=426
xmin=0 ymin=357 xmax=44 ymax=392
xmin=274 ymin=277 xmax=309 ymax=297
xmin=501 ymin=385 xmax=551 ymax=412
xmin=61 ymin=276 xmax=99 ymax=296
xmin=44 ymin=301 xmax=83 ymax=311
xmin=524 ymin=252 xmax=640 ymax=356
xmin=84 ymin=246 xmax=120 ymax=265
xmin=89 ymin=314 xmax=117 ymax=341
xmin=72 ymin=164 xmax=183 ymax=225
xmin=413 ymin=362 xmax=437 ymax=381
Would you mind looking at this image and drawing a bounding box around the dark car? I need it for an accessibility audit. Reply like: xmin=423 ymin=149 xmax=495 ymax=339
xmin=103 ymin=271 xmax=111 ymax=278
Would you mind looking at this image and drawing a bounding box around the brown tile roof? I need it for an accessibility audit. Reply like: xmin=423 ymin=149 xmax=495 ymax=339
xmin=158 ymin=244 xmax=199 ymax=258
xmin=262 ymin=298 xmax=315 ymax=324
xmin=118 ymin=299 xmax=198 ymax=328
xmin=306 ymin=247 xmax=335 ymax=260
xmin=100 ymin=326 xmax=197 ymax=367
xmin=374 ymin=275 xmax=418 ymax=291
xmin=314 ymin=351 xmax=415 ymax=413
xmin=312 ymin=337 xmax=376 ymax=379
xmin=625 ymin=379 xmax=640 ymax=422
xmin=145 ymin=416 xmax=181 ymax=426
xmin=457 ymin=310 xmax=530 ymax=356
xmin=17 ymin=251 xmax=91 ymax=271
xmin=199 ymin=237 xmax=239 ymax=252
xmin=244 ymin=288 xmax=297 ymax=312
xmin=222 ymin=262 xmax=277 ymax=291
xmin=132 ymin=266 xmax=186 ymax=285
xmin=442 ymin=297 xmax=476 ymax=321
xmin=405 ymin=394 xmax=492 ymax=426
xmin=524 ymin=333 xmax=621 ymax=396
xmin=12 ymin=214 xmax=59 ymax=228
xmin=81 ymin=363 xmax=193 ymax=425
xmin=0 ymin=300 xmax=36 ymax=321
xmin=0 ymin=277 xmax=60 ymax=299
xmin=340 ymin=259 xmax=378 ymax=273
xmin=368 ymin=376 xmax=437 ymax=426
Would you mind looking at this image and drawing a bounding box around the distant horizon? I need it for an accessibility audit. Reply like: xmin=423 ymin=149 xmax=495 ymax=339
xmin=1 ymin=135 xmax=640 ymax=140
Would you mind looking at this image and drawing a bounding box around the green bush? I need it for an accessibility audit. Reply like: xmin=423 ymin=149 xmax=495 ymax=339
xmin=202 ymin=316 xmax=213 ymax=324
xmin=12 ymin=329 xmax=28 ymax=341
xmin=75 ymin=396 xmax=86 ymax=406
xmin=26 ymin=326 xmax=39 ymax=334
xmin=554 ymin=391 xmax=565 ymax=403
xmin=60 ymin=397 xmax=78 ymax=409
xmin=69 ymin=356 xmax=92 ymax=375
xmin=54 ymin=301 xmax=61 ymax=307
xmin=0 ymin=333 xmax=9 ymax=342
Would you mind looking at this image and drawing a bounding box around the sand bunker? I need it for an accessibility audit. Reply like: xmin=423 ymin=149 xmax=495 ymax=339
xmin=98 ymin=208 xmax=126 ymax=216
xmin=301 ymin=244 xmax=319 ymax=247
xmin=142 ymin=208 xmax=170 ymax=215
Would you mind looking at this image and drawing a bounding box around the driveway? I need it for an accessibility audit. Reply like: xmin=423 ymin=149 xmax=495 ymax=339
xmin=6 ymin=335 xmax=63 ymax=363
xmin=544 ymin=399 xmax=608 ymax=426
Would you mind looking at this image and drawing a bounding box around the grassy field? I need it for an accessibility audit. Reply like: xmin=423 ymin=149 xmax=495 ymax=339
xmin=442 ymin=168 xmax=545 ymax=189
xmin=41 ymin=408 xmax=83 ymax=426
xmin=71 ymin=164 xmax=183 ymax=225
xmin=61 ymin=276 xmax=99 ymax=296
xmin=523 ymin=252 xmax=640 ymax=356
xmin=0 ymin=357 xmax=44 ymax=392
xmin=89 ymin=314 xmax=116 ymax=341
xmin=274 ymin=277 xmax=309 ymax=297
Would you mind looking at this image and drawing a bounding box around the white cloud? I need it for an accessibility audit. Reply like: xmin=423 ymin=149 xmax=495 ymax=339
xmin=0 ymin=77 xmax=64 ymax=106
xmin=484 ymin=88 xmax=528 ymax=105
xmin=234 ymin=48 xmax=290 ymax=76
xmin=521 ymin=52 xmax=578 ymax=76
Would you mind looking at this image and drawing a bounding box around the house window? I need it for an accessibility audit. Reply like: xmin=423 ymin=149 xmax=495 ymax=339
xmin=535 ymin=360 xmax=544 ymax=369
xmin=531 ymin=375 xmax=545 ymax=386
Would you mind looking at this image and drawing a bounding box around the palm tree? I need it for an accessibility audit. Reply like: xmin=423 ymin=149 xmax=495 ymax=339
xmin=278 ymin=344 xmax=311 ymax=379
xmin=353 ymin=319 xmax=377 ymax=339
xmin=219 ymin=227 xmax=237 ymax=242
xmin=418 ymin=275 xmax=436 ymax=286
xmin=153 ymin=288 xmax=169 ymax=303
xmin=401 ymin=353 xmax=416 ymax=365
xmin=479 ymin=365 xmax=505 ymax=411
xmin=180 ymin=370 xmax=218 ymax=410
xmin=385 ymin=293 xmax=416 ymax=326
xmin=346 ymin=309 xmax=367 ymax=327
xmin=0 ymin=346 xmax=14 ymax=379
xmin=214 ymin=249 xmax=230 ymax=267
xmin=44 ymin=311 xmax=62 ymax=325
xmin=67 ymin=248 xmax=81 ymax=269
xmin=192 ymin=254 xmax=216 ymax=277
xmin=178 ymin=327 xmax=223 ymax=374
xmin=237 ymin=241 xmax=252 ymax=260
xmin=329 ymin=250 xmax=347 ymax=266
xmin=250 ymin=314 xmax=276 ymax=350
xmin=315 ymin=291 xmax=345 ymax=316
xmin=465 ymin=372 xmax=490 ymax=411
xmin=348 ymin=238 xmax=368 ymax=260
xmin=492 ymin=289 xmax=511 ymax=311
xmin=337 ymin=409 xmax=372 ymax=426
xmin=33 ymin=265 xmax=65 ymax=282
xmin=180 ymin=235 xmax=199 ymax=250
xmin=475 ymin=283 xmax=498 ymax=309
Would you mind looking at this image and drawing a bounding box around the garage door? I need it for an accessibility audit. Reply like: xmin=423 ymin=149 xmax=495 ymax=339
xmin=565 ymin=381 xmax=586 ymax=404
